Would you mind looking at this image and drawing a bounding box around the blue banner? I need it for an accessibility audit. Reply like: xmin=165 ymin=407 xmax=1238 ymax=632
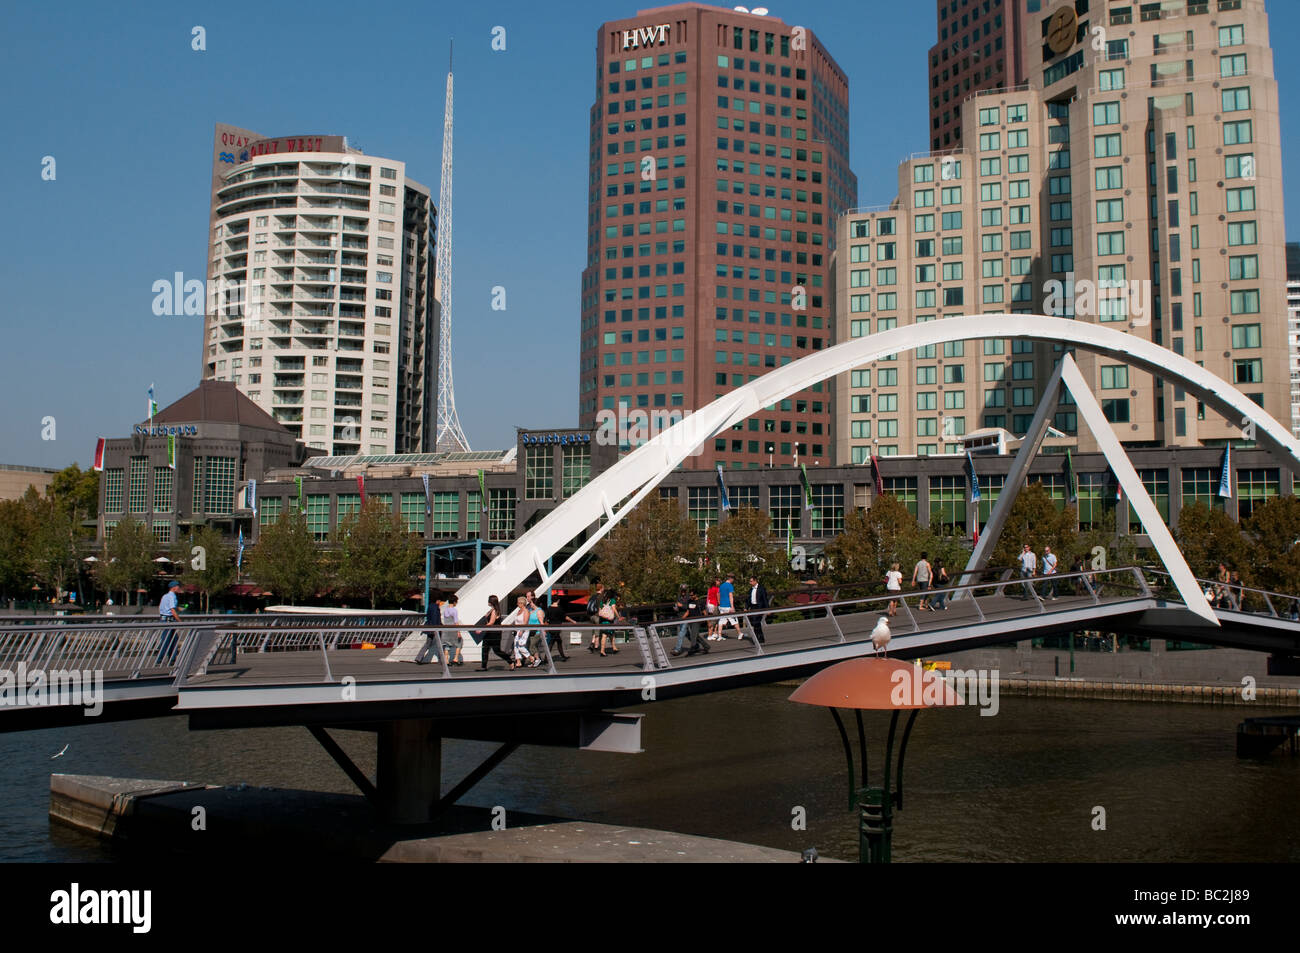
xmin=716 ymin=464 xmax=731 ymax=512
xmin=967 ymin=451 xmax=981 ymax=503
xmin=1218 ymin=444 xmax=1232 ymax=498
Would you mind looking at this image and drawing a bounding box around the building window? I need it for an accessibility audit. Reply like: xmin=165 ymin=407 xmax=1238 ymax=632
xmin=809 ymin=484 xmax=844 ymax=538
xmin=104 ymin=468 xmax=124 ymax=514
xmin=562 ymin=444 xmax=592 ymax=497
xmin=488 ymin=488 xmax=516 ymax=541
xmin=731 ymin=485 xmax=759 ymax=511
xmin=305 ymin=495 xmax=330 ymax=540
xmin=153 ymin=467 xmax=173 ymax=512
xmin=1129 ymin=469 xmax=1169 ymax=534
xmin=152 ymin=520 xmax=172 ymax=544
xmin=928 ymin=475 xmax=966 ymax=537
xmin=768 ymin=485 xmax=801 ymax=538
xmin=128 ymin=457 xmax=148 ymax=514
xmin=401 ymin=492 xmax=428 ymax=535
xmin=467 ymin=491 xmax=483 ymax=537
xmin=258 ymin=497 xmax=283 ymax=526
xmin=689 ymin=485 xmax=720 ymax=534
xmin=1237 ymin=469 xmax=1278 ymax=521
xmin=195 ymin=457 xmax=237 ymax=515
xmin=881 ymin=477 xmax=917 ymax=517
xmin=524 ymin=444 xmax=553 ymax=500
xmin=1180 ymin=468 xmax=1223 ymax=511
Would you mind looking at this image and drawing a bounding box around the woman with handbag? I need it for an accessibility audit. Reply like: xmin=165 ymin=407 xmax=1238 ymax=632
xmin=586 ymin=582 xmax=606 ymax=653
xmin=476 ymin=595 xmax=512 ymax=671
xmin=596 ymin=589 xmax=621 ymax=657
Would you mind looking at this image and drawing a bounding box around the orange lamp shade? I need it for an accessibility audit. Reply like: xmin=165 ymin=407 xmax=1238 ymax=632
xmin=789 ymin=658 xmax=965 ymax=710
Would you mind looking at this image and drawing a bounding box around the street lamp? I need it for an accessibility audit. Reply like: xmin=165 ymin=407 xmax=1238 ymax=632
xmin=789 ymin=657 xmax=961 ymax=863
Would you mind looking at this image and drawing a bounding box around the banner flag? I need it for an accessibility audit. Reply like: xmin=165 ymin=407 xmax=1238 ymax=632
xmin=716 ymin=464 xmax=731 ymax=512
xmin=967 ymin=450 xmax=981 ymax=503
xmin=166 ymin=433 xmax=176 ymax=470
xmin=236 ymin=528 xmax=244 ymax=573
xmin=248 ymin=478 xmax=257 ymax=516
xmin=147 ymin=383 xmax=158 ymax=423
xmin=870 ymin=454 xmax=885 ymax=498
xmin=1065 ymin=448 xmax=1078 ymax=503
xmin=1218 ymin=444 xmax=1232 ymax=498
xmin=422 ymin=474 xmax=432 ymax=515
xmin=92 ymin=438 xmax=105 ymax=472
xmin=799 ymin=463 xmax=815 ymax=511
xmin=477 ymin=469 xmax=489 ymax=512
xmin=295 ymin=476 xmax=303 ymax=508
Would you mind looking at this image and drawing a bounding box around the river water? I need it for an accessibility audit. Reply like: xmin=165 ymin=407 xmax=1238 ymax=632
xmin=3 ymin=687 xmax=1297 ymax=862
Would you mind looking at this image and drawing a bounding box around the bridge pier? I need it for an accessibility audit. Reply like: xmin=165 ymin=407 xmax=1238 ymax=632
xmin=376 ymin=719 xmax=441 ymax=824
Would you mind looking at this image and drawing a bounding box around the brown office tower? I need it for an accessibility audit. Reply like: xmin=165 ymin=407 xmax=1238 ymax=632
xmin=928 ymin=0 xmax=1028 ymax=152
xmin=579 ymin=4 xmax=857 ymax=470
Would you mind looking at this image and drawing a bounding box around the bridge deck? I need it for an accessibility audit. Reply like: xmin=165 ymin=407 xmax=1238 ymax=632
xmin=182 ymin=588 xmax=1120 ymax=688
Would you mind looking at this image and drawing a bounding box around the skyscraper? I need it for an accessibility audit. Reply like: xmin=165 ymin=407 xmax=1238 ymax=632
xmin=204 ymin=124 xmax=438 ymax=457
xmin=927 ymin=0 xmax=1028 ymax=152
xmin=838 ymin=0 xmax=1288 ymax=460
xmin=579 ymin=4 xmax=856 ymax=469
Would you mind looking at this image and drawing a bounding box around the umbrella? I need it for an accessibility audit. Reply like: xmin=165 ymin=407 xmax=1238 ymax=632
xmin=82 ymin=556 xmax=98 ymax=563
xmin=153 ymin=556 xmax=172 ymax=563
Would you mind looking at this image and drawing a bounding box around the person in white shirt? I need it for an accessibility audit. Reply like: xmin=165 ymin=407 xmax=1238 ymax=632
xmin=885 ymin=563 xmax=903 ymax=617
xmin=1018 ymin=544 xmax=1038 ymax=600
xmin=1041 ymin=546 xmax=1059 ymax=600
xmin=440 ymin=594 xmax=463 ymax=665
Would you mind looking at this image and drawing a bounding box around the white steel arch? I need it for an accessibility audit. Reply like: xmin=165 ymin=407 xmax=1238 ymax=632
xmin=452 ymin=315 xmax=1300 ymax=627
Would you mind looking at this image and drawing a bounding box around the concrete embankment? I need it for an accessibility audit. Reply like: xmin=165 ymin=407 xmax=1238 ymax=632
xmin=50 ymin=774 xmax=819 ymax=863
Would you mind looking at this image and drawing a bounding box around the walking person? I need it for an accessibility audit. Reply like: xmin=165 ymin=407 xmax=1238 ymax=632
xmin=1018 ymin=544 xmax=1038 ymax=600
xmin=706 ymin=577 xmax=721 ymax=640
xmin=504 ymin=596 xmax=538 ymax=669
xmin=911 ymin=553 xmax=933 ymax=610
xmin=718 ymin=573 xmax=738 ymax=637
xmin=476 ymin=594 xmax=513 ymax=671
xmin=885 ymin=563 xmax=903 ymax=617
xmin=586 ymin=582 xmax=606 ymax=653
xmin=441 ymin=594 xmax=464 ymax=665
xmin=672 ymin=586 xmax=707 ymax=657
xmin=154 ymin=580 xmax=182 ymax=665
xmin=595 ymin=587 xmax=622 ymax=656
xmin=1214 ymin=563 xmax=1231 ymax=608
xmin=927 ymin=559 xmax=950 ymax=610
xmin=746 ymin=576 xmax=769 ymax=644
xmin=543 ymin=594 xmax=578 ymax=661
xmin=1040 ymin=546 xmax=1059 ymax=601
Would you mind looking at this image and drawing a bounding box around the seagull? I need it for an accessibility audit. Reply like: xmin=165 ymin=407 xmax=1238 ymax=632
xmin=871 ymin=616 xmax=892 ymax=657
xmin=50 ymin=744 xmax=68 ymax=760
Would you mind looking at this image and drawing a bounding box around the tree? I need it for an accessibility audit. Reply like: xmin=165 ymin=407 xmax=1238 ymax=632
xmin=47 ymin=464 xmax=99 ymax=535
xmin=333 ymin=501 xmax=422 ymax=608
xmin=705 ymin=506 xmax=791 ymax=595
xmin=591 ymin=494 xmax=699 ymax=605
xmin=989 ymin=482 xmax=1082 ymax=570
xmin=97 ymin=517 xmax=156 ymax=605
xmin=174 ymin=525 xmax=235 ymax=613
xmin=23 ymin=489 xmax=78 ymax=598
xmin=0 ymin=499 xmax=34 ymax=600
xmin=1174 ymin=500 xmax=1248 ymax=581
xmin=249 ymin=509 xmax=325 ymax=605
xmin=1242 ymin=495 xmax=1300 ymax=595
xmin=825 ymin=495 xmax=961 ymax=589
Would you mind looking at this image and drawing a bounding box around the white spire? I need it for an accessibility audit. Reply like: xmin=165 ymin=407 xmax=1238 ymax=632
xmin=434 ymin=44 xmax=471 ymax=453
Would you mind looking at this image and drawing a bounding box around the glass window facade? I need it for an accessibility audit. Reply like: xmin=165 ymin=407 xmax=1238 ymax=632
xmin=258 ymin=497 xmax=283 ymax=526
xmin=525 ymin=445 xmax=553 ymax=500
xmin=562 ymin=444 xmax=592 ymax=497
xmin=809 ymin=484 xmax=844 ymax=537
xmin=104 ymin=469 xmax=124 ymax=513
xmin=928 ymin=475 xmax=966 ymax=536
xmin=488 ymin=488 xmax=516 ymax=540
xmin=430 ymin=491 xmax=458 ymax=538
xmin=128 ymin=457 xmax=148 ymax=513
xmin=769 ymin=485 xmax=801 ymax=537
xmin=153 ymin=467 xmax=173 ymax=512
xmin=306 ymin=494 xmax=331 ymax=540
xmin=689 ymin=486 xmax=720 ymax=533
xmin=401 ymin=492 xmax=428 ymax=535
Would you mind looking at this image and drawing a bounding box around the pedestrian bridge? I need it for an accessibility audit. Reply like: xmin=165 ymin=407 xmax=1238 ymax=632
xmin=1 ymin=566 xmax=1296 ymax=734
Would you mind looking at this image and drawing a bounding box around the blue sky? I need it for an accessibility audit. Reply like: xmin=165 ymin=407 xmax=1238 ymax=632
xmin=3 ymin=0 xmax=1299 ymax=469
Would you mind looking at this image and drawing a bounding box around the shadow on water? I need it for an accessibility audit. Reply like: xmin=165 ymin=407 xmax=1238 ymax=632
xmin=3 ymin=687 xmax=1297 ymax=862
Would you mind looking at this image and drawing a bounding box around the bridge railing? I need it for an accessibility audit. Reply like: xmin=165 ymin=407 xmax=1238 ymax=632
xmin=169 ymin=567 xmax=1157 ymax=686
xmin=0 ymin=621 xmax=224 ymax=684
xmin=1142 ymin=568 xmax=1300 ymax=619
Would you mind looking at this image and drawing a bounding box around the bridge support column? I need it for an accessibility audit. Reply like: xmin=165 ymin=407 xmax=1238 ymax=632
xmin=376 ymin=719 xmax=441 ymax=824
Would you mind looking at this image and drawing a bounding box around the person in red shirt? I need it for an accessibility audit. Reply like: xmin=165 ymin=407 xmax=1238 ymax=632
xmin=706 ymin=577 xmax=721 ymax=641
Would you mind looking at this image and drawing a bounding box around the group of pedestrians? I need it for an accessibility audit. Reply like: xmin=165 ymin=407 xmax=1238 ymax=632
xmin=671 ymin=574 xmax=769 ymax=655
xmin=883 ymin=554 xmax=951 ymax=616
xmin=436 ymin=589 xmax=583 ymax=671
xmin=1206 ymin=563 xmax=1243 ymax=610
xmin=1015 ymin=543 xmax=1061 ymax=600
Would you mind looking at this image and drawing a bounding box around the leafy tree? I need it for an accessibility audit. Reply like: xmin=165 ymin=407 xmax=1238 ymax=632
xmin=591 ymin=494 xmax=700 ymax=605
xmin=825 ymin=495 xmax=962 ymax=589
xmin=23 ymin=489 xmax=79 ymax=598
xmin=1174 ymin=500 xmax=1248 ymax=581
xmin=0 ymin=499 xmax=34 ymax=600
xmin=47 ymin=464 xmax=99 ymax=535
xmin=1242 ymin=495 xmax=1300 ymax=595
xmin=97 ymin=517 xmax=156 ymax=605
xmin=989 ymin=482 xmax=1082 ymax=570
xmin=174 ymin=525 xmax=235 ymax=612
xmin=333 ymin=501 xmax=422 ymax=608
xmin=705 ymin=506 xmax=791 ymax=595
xmin=249 ymin=509 xmax=325 ymax=605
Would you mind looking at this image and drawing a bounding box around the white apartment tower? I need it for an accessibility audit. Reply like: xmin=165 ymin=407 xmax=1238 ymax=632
xmin=204 ymin=124 xmax=438 ymax=456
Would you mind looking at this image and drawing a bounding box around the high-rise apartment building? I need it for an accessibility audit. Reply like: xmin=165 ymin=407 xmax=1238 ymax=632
xmin=838 ymin=0 xmax=1288 ymax=461
xmin=204 ymin=124 xmax=438 ymax=457
xmin=1287 ymin=242 xmax=1300 ymax=438
xmin=928 ymin=0 xmax=1028 ymax=152
xmin=579 ymin=4 xmax=857 ymax=469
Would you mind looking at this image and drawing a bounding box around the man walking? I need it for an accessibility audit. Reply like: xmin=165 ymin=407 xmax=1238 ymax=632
xmin=672 ymin=586 xmax=709 ymax=656
xmin=1041 ymin=545 xmax=1059 ymax=600
xmin=718 ymin=573 xmax=738 ymax=638
xmin=154 ymin=580 xmax=182 ymax=665
xmin=746 ymin=576 xmax=769 ymax=644
xmin=1018 ymin=544 xmax=1038 ymax=600
xmin=911 ymin=553 xmax=933 ymax=610
xmin=543 ymin=594 xmax=577 ymax=661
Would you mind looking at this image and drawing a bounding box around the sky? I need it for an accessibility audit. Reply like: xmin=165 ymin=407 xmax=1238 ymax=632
xmin=3 ymin=0 xmax=1300 ymax=469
